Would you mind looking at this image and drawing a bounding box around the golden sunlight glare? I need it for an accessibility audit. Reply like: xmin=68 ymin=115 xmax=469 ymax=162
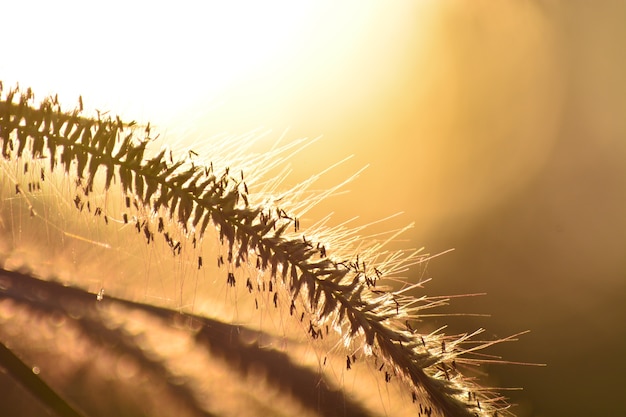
xmin=2 ymin=2 xmax=625 ymax=416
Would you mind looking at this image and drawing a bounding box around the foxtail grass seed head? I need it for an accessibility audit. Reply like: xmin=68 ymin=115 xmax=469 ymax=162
xmin=0 ymin=84 xmax=534 ymax=417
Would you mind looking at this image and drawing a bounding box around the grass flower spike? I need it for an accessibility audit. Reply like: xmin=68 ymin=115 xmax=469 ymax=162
xmin=0 ymin=84 xmax=527 ymax=417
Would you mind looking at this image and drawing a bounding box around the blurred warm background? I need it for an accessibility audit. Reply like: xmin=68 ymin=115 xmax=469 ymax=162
xmin=2 ymin=1 xmax=625 ymax=416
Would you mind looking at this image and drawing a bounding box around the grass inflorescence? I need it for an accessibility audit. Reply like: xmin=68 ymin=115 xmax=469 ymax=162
xmin=0 ymin=83 xmax=527 ymax=417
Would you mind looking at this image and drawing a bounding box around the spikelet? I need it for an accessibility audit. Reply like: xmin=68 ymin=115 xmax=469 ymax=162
xmin=0 ymin=84 xmax=524 ymax=417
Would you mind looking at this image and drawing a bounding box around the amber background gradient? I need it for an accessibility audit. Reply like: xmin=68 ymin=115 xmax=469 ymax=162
xmin=3 ymin=1 xmax=625 ymax=416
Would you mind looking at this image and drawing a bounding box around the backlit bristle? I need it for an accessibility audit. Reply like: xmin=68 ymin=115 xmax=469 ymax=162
xmin=0 ymin=84 xmax=527 ymax=417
